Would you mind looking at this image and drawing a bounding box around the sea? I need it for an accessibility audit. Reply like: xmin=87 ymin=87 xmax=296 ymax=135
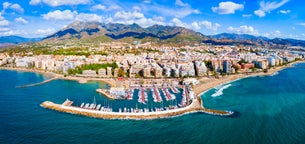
xmin=1 ymin=63 xmax=305 ymax=144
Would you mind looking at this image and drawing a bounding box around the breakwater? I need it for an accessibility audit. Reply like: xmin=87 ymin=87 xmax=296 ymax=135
xmin=40 ymin=97 xmax=233 ymax=120
xmin=16 ymin=77 xmax=58 ymax=88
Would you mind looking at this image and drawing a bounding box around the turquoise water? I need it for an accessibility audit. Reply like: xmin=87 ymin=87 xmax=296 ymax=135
xmin=1 ymin=63 xmax=305 ymax=144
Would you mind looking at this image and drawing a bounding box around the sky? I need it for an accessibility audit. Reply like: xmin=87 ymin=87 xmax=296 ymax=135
xmin=0 ymin=0 xmax=305 ymax=40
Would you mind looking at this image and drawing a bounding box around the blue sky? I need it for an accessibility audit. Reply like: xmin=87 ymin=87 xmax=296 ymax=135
xmin=0 ymin=0 xmax=305 ymax=39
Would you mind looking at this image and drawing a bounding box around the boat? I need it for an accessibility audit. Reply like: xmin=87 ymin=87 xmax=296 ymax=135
xmin=95 ymin=104 xmax=101 ymax=110
xmin=137 ymin=87 xmax=147 ymax=104
xmin=170 ymin=86 xmax=179 ymax=93
xmin=84 ymin=103 xmax=89 ymax=108
xmin=80 ymin=102 xmax=84 ymax=108
xmin=126 ymin=89 xmax=133 ymax=100
xmin=153 ymin=86 xmax=162 ymax=102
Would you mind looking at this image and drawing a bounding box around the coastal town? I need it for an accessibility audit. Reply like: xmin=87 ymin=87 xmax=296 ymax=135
xmin=1 ymin=41 xmax=304 ymax=119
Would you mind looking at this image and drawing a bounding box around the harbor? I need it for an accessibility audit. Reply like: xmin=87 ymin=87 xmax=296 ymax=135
xmin=40 ymin=84 xmax=234 ymax=120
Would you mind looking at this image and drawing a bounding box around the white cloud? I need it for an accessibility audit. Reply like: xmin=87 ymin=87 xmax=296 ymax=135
xmin=10 ymin=4 xmax=24 ymax=13
xmin=29 ymin=0 xmax=91 ymax=7
xmin=193 ymin=9 xmax=201 ymax=14
xmin=2 ymin=2 xmax=11 ymax=9
xmin=42 ymin=10 xmax=77 ymax=20
xmin=76 ymin=13 xmax=103 ymax=22
xmin=143 ymin=3 xmax=199 ymax=18
xmin=275 ymin=30 xmax=281 ymax=34
xmin=175 ymin=8 xmax=200 ymax=18
xmin=264 ymin=33 xmax=270 ymax=37
xmin=191 ymin=22 xmax=201 ymax=30
xmin=254 ymin=10 xmax=266 ymax=17
xmin=133 ymin=6 xmax=141 ymax=12
xmin=36 ymin=28 xmax=56 ymax=35
xmin=298 ymin=23 xmax=305 ymax=27
xmin=91 ymin=4 xmax=106 ymax=11
xmin=42 ymin=10 xmax=104 ymax=23
xmin=1 ymin=2 xmax=24 ymax=13
xmin=200 ymin=21 xmax=220 ymax=31
xmin=170 ymin=18 xmax=190 ymax=28
xmin=114 ymin=11 xmax=144 ymax=20
xmin=0 ymin=27 xmax=10 ymax=32
xmin=254 ymin=0 xmax=290 ymax=17
xmin=279 ymin=9 xmax=290 ymax=14
xmin=91 ymin=4 xmax=122 ymax=11
xmin=242 ymin=14 xmax=252 ymax=18
xmin=112 ymin=11 xmax=165 ymax=27
xmin=108 ymin=5 xmax=122 ymax=11
xmin=227 ymin=25 xmax=259 ymax=35
xmin=0 ymin=12 xmax=9 ymax=26
xmin=175 ymin=0 xmax=189 ymax=7
xmin=0 ymin=29 xmax=25 ymax=36
xmin=143 ymin=0 xmax=151 ymax=4
xmin=15 ymin=17 xmax=28 ymax=24
xmin=0 ymin=19 xmax=9 ymax=26
xmin=212 ymin=1 xmax=244 ymax=14
xmin=170 ymin=19 xmax=221 ymax=32
xmin=29 ymin=0 xmax=40 ymax=5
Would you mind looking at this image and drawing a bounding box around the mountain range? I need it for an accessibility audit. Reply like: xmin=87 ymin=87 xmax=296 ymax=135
xmin=43 ymin=21 xmax=204 ymax=43
xmin=0 ymin=36 xmax=41 ymax=44
xmin=2 ymin=21 xmax=305 ymax=48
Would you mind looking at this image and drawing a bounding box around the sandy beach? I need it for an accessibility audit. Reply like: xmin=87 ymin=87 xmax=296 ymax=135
xmin=193 ymin=60 xmax=304 ymax=96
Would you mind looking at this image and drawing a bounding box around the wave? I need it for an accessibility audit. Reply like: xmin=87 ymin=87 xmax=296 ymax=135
xmin=211 ymin=84 xmax=232 ymax=97
xmin=270 ymin=71 xmax=279 ymax=76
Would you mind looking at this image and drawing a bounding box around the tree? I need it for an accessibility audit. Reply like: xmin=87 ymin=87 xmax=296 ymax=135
xmin=118 ymin=68 xmax=125 ymax=77
xmin=204 ymin=60 xmax=213 ymax=71
xmin=233 ymin=64 xmax=240 ymax=72
xmin=251 ymin=67 xmax=257 ymax=73
xmin=263 ymin=69 xmax=268 ymax=73
xmin=238 ymin=59 xmax=246 ymax=65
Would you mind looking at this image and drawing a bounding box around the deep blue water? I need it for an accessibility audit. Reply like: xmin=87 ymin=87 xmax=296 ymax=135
xmin=1 ymin=63 xmax=305 ymax=144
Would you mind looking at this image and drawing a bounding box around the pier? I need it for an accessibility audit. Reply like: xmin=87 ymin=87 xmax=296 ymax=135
xmin=16 ymin=77 xmax=58 ymax=88
xmin=96 ymin=89 xmax=115 ymax=100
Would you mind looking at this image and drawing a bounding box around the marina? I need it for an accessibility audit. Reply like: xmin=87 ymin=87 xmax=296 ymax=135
xmin=137 ymin=87 xmax=148 ymax=104
xmin=41 ymin=84 xmax=234 ymax=120
xmin=151 ymin=86 xmax=162 ymax=102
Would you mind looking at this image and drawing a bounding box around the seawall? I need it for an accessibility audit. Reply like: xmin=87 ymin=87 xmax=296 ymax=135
xmin=40 ymin=97 xmax=233 ymax=120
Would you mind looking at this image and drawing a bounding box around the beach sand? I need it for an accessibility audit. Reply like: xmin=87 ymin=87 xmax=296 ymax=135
xmin=193 ymin=60 xmax=304 ymax=96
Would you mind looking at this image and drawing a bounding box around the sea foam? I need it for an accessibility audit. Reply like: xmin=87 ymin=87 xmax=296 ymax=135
xmin=211 ymin=84 xmax=232 ymax=97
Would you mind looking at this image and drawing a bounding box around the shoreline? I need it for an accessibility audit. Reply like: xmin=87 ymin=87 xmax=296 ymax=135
xmin=0 ymin=66 xmax=115 ymax=87
xmin=194 ymin=60 xmax=304 ymax=96
xmin=2 ymin=60 xmax=304 ymax=120
xmin=1 ymin=60 xmax=302 ymax=92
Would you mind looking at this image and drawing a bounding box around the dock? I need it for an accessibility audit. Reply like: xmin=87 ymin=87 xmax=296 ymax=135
xmin=96 ymin=89 xmax=115 ymax=100
xmin=138 ymin=88 xmax=147 ymax=104
xmin=152 ymin=86 xmax=162 ymax=102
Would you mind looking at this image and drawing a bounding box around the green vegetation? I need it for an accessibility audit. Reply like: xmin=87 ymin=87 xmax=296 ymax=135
xmin=232 ymin=64 xmax=240 ymax=72
xmin=117 ymin=68 xmax=125 ymax=77
xmin=238 ymin=59 xmax=246 ymax=65
xmin=204 ymin=60 xmax=213 ymax=71
xmin=263 ymin=69 xmax=268 ymax=73
xmin=68 ymin=63 xmax=118 ymax=75
xmin=251 ymin=67 xmax=257 ymax=72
